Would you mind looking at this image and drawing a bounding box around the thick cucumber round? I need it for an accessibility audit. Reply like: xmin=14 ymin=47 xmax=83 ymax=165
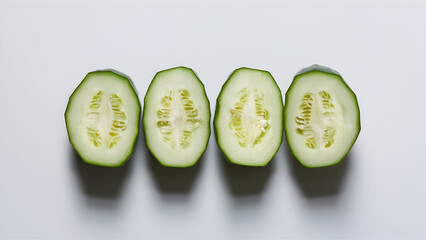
xmin=214 ymin=68 xmax=284 ymax=166
xmin=65 ymin=70 xmax=141 ymax=167
xmin=284 ymin=65 xmax=361 ymax=168
xmin=143 ymin=67 xmax=211 ymax=167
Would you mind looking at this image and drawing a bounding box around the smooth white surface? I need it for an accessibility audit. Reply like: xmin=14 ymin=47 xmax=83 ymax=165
xmin=0 ymin=0 xmax=425 ymax=238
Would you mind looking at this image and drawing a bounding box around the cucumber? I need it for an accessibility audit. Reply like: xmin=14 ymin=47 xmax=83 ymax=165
xmin=65 ymin=70 xmax=141 ymax=167
xmin=214 ymin=68 xmax=284 ymax=166
xmin=284 ymin=65 xmax=361 ymax=168
xmin=143 ymin=67 xmax=211 ymax=167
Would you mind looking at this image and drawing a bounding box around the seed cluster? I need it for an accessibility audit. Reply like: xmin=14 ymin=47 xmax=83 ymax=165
xmin=107 ymin=94 xmax=127 ymax=149
xmin=318 ymin=91 xmax=336 ymax=148
xmin=157 ymin=89 xmax=200 ymax=150
xmin=87 ymin=91 xmax=104 ymax=147
xmin=295 ymin=93 xmax=316 ymax=149
xmin=295 ymin=91 xmax=336 ymax=149
xmin=86 ymin=91 xmax=127 ymax=149
xmin=229 ymin=88 xmax=269 ymax=148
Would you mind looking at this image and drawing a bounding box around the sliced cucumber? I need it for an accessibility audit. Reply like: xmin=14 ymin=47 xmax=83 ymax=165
xmin=284 ymin=65 xmax=361 ymax=168
xmin=214 ymin=68 xmax=284 ymax=166
xmin=143 ymin=67 xmax=210 ymax=167
xmin=65 ymin=70 xmax=141 ymax=167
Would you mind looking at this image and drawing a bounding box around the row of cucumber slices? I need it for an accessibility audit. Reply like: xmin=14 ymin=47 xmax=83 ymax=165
xmin=65 ymin=65 xmax=360 ymax=168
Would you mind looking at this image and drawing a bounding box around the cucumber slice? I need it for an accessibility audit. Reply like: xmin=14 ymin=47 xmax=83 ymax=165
xmin=65 ymin=70 xmax=141 ymax=167
xmin=143 ymin=67 xmax=211 ymax=167
xmin=214 ymin=68 xmax=284 ymax=166
xmin=284 ymin=65 xmax=361 ymax=168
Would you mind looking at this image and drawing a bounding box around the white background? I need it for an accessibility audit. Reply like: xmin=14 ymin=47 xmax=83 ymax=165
xmin=1 ymin=0 xmax=425 ymax=239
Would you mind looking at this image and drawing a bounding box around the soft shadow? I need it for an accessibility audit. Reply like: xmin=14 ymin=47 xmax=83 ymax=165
xmin=283 ymin=138 xmax=351 ymax=198
xmin=70 ymin=146 xmax=131 ymax=199
xmin=142 ymin=127 xmax=202 ymax=194
xmin=217 ymin=147 xmax=273 ymax=197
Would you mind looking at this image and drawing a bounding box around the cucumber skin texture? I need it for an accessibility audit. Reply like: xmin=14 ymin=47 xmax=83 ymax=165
xmin=65 ymin=69 xmax=141 ymax=167
xmin=214 ymin=67 xmax=284 ymax=167
xmin=142 ymin=66 xmax=211 ymax=168
xmin=284 ymin=64 xmax=361 ymax=168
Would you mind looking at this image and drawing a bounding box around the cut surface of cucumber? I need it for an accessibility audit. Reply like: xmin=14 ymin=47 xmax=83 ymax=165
xmin=65 ymin=70 xmax=141 ymax=167
xmin=284 ymin=65 xmax=360 ymax=168
xmin=143 ymin=67 xmax=210 ymax=167
xmin=214 ymin=68 xmax=283 ymax=166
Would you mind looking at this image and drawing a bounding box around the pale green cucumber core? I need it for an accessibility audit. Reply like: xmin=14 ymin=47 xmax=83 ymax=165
xmin=229 ymin=88 xmax=269 ymax=148
xmin=295 ymin=90 xmax=337 ymax=149
xmin=86 ymin=91 xmax=128 ymax=149
xmin=157 ymin=89 xmax=201 ymax=150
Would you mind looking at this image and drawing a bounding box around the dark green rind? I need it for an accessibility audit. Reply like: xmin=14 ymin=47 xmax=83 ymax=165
xmin=142 ymin=66 xmax=211 ymax=168
xmin=295 ymin=64 xmax=342 ymax=76
xmin=214 ymin=67 xmax=284 ymax=167
xmin=284 ymin=64 xmax=361 ymax=168
xmin=65 ymin=70 xmax=141 ymax=167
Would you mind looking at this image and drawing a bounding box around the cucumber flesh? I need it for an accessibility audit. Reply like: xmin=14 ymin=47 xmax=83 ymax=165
xmin=214 ymin=68 xmax=284 ymax=166
xmin=65 ymin=70 xmax=141 ymax=167
xmin=284 ymin=65 xmax=361 ymax=168
xmin=143 ymin=67 xmax=211 ymax=167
